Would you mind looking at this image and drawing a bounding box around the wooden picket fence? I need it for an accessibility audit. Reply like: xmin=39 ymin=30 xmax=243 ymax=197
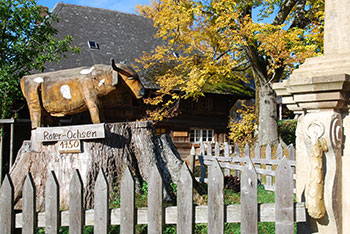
xmin=0 ymin=158 xmax=305 ymax=233
xmin=190 ymin=142 xmax=296 ymax=192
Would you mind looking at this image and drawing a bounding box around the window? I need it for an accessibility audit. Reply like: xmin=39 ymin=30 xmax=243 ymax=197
xmin=190 ymin=129 xmax=214 ymax=143
xmin=88 ymin=40 xmax=99 ymax=49
xmin=182 ymin=98 xmax=213 ymax=112
xmin=155 ymin=128 xmax=166 ymax=136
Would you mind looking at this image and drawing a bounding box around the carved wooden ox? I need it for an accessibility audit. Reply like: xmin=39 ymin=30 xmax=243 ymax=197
xmin=21 ymin=60 xmax=144 ymax=129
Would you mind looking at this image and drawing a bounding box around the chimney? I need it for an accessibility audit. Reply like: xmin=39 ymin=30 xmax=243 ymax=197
xmin=37 ymin=6 xmax=49 ymax=25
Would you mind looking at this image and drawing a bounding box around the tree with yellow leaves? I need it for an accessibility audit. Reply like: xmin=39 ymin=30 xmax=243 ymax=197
xmin=137 ymin=0 xmax=324 ymax=145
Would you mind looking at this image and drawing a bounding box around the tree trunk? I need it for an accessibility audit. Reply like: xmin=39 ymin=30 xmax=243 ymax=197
xmin=257 ymin=83 xmax=279 ymax=146
xmin=9 ymin=121 xmax=184 ymax=210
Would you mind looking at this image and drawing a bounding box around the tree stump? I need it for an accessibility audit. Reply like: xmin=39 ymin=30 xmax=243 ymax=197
xmin=9 ymin=121 xmax=183 ymax=210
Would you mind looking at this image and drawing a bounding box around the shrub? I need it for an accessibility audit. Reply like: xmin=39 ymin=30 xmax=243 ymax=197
xmin=224 ymin=175 xmax=240 ymax=193
xmin=228 ymin=102 xmax=256 ymax=147
xmin=278 ymin=119 xmax=297 ymax=145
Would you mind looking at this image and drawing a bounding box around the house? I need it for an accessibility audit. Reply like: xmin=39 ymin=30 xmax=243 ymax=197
xmin=13 ymin=3 xmax=253 ymax=160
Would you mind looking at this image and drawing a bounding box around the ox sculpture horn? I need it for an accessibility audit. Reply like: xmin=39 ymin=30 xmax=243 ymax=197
xmin=111 ymin=59 xmax=139 ymax=79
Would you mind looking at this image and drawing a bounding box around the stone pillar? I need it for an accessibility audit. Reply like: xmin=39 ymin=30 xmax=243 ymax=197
xmin=324 ymin=0 xmax=350 ymax=55
xmin=272 ymin=1 xmax=350 ymax=233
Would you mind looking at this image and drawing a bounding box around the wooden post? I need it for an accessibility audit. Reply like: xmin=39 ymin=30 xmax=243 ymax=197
xmin=148 ymin=165 xmax=164 ymax=234
xmin=70 ymin=170 xmax=84 ymax=234
xmin=0 ymin=124 xmax=3 ymax=183
xmin=208 ymin=159 xmax=224 ymax=234
xmin=199 ymin=142 xmax=206 ymax=183
xmin=94 ymin=169 xmax=109 ymax=234
xmin=120 ymin=167 xmax=135 ymax=234
xmin=9 ymin=120 xmax=14 ymax=169
xmin=23 ymin=173 xmax=36 ymax=234
xmin=0 ymin=175 xmax=14 ymax=234
xmin=275 ymin=157 xmax=294 ymax=234
xmin=45 ymin=171 xmax=60 ymax=234
xmin=177 ymin=163 xmax=193 ymax=234
xmin=241 ymin=159 xmax=258 ymax=234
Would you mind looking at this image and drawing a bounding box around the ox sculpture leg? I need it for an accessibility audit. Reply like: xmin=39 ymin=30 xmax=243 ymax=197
xmin=24 ymin=83 xmax=43 ymax=129
xmin=83 ymin=93 xmax=102 ymax=124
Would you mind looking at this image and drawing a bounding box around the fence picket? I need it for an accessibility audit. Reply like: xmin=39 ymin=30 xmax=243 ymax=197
xmin=254 ymin=144 xmax=261 ymax=181
xmin=241 ymin=159 xmax=258 ymax=234
xmin=288 ymin=144 xmax=295 ymax=161
xmin=265 ymin=144 xmax=272 ymax=187
xmin=94 ymin=169 xmax=109 ymax=234
xmin=0 ymin=174 xmax=14 ymax=234
xmin=189 ymin=146 xmax=196 ymax=173
xmin=148 ymin=165 xmax=164 ymax=234
xmin=207 ymin=142 xmax=212 ymax=156
xmin=277 ymin=144 xmax=283 ymax=160
xmin=224 ymin=142 xmax=230 ymax=176
xmin=177 ymin=163 xmax=193 ymax=234
xmin=23 ymin=173 xmax=36 ymax=234
xmin=244 ymin=142 xmax=250 ymax=159
xmin=288 ymin=144 xmax=296 ymax=189
xmin=275 ymin=157 xmax=294 ymax=234
xmin=234 ymin=143 xmax=240 ymax=177
xmin=208 ymin=159 xmax=224 ymax=234
xmin=215 ymin=142 xmax=220 ymax=156
xmin=69 ymin=170 xmax=84 ymax=234
xmin=200 ymin=141 xmax=205 ymax=155
xmin=1 ymin=157 xmax=304 ymax=232
xmin=45 ymin=171 xmax=60 ymax=234
xmin=120 ymin=167 xmax=135 ymax=234
xmin=0 ymin=141 xmax=302 ymax=233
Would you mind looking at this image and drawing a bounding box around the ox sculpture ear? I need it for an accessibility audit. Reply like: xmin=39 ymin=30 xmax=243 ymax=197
xmin=112 ymin=71 xmax=118 ymax=86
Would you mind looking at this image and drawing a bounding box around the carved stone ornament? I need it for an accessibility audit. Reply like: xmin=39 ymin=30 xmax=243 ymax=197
xmin=305 ymin=120 xmax=328 ymax=219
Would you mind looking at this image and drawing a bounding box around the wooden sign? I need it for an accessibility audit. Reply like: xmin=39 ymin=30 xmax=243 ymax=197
xmin=35 ymin=123 xmax=105 ymax=142
xmin=173 ymin=131 xmax=188 ymax=137
xmin=58 ymin=140 xmax=81 ymax=153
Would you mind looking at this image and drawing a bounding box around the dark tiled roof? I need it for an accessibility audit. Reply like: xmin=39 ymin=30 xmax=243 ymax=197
xmin=43 ymin=3 xmax=253 ymax=96
xmin=45 ymin=3 xmax=159 ymax=75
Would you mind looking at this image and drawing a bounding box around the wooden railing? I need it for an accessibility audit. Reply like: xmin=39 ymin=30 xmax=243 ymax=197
xmin=190 ymin=142 xmax=296 ymax=192
xmin=0 ymin=157 xmax=305 ymax=233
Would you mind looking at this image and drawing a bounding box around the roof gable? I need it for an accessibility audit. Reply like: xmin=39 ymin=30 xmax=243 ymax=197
xmin=45 ymin=3 xmax=159 ymax=72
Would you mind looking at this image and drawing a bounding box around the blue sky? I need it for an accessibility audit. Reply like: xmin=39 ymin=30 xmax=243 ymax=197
xmin=37 ymin=0 xmax=151 ymax=14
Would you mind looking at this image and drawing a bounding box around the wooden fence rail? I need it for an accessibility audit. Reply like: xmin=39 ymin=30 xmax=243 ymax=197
xmin=0 ymin=157 xmax=305 ymax=234
xmin=191 ymin=142 xmax=296 ymax=192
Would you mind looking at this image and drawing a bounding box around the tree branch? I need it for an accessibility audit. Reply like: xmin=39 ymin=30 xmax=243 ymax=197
xmin=231 ymin=59 xmax=250 ymax=71
xmin=244 ymin=44 xmax=268 ymax=84
xmin=272 ymin=0 xmax=298 ymax=25
xmin=289 ymin=0 xmax=309 ymax=29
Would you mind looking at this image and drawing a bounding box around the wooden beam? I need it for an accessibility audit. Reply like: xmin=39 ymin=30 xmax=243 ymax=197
xmin=14 ymin=203 xmax=307 ymax=228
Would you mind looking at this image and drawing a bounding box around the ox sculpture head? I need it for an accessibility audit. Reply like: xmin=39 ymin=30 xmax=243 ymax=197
xmin=111 ymin=59 xmax=145 ymax=99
